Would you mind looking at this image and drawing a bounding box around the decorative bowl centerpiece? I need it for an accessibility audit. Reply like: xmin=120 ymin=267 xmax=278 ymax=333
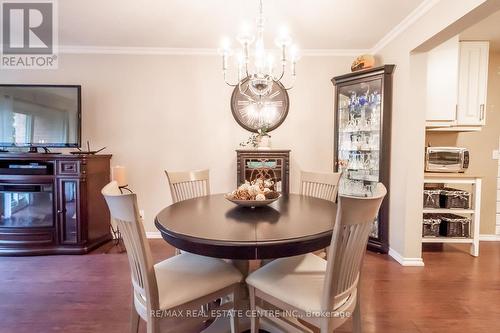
xmin=225 ymin=178 xmax=280 ymax=208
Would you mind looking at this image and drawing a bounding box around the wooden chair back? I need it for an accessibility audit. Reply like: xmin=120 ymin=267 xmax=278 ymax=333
xmin=300 ymin=171 xmax=341 ymax=202
xmin=322 ymin=183 xmax=387 ymax=315
xmin=165 ymin=169 xmax=210 ymax=203
xmin=101 ymin=181 xmax=159 ymax=320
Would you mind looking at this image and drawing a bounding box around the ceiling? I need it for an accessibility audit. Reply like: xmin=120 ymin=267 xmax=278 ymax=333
xmin=461 ymin=10 xmax=500 ymax=51
xmin=59 ymin=0 xmax=425 ymax=50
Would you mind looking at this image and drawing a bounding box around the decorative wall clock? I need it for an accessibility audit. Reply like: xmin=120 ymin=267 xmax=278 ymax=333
xmin=230 ymin=78 xmax=290 ymax=132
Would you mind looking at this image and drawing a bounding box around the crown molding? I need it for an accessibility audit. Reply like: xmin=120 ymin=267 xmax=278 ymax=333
xmin=302 ymin=49 xmax=369 ymax=57
xmin=59 ymin=45 xmax=367 ymax=57
xmin=59 ymin=45 xmax=218 ymax=55
xmin=371 ymin=0 xmax=440 ymax=54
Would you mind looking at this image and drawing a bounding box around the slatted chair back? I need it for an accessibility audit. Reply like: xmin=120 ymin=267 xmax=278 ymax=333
xmin=102 ymin=181 xmax=159 ymax=320
xmin=300 ymin=171 xmax=341 ymax=202
xmin=322 ymin=183 xmax=387 ymax=316
xmin=165 ymin=169 xmax=210 ymax=203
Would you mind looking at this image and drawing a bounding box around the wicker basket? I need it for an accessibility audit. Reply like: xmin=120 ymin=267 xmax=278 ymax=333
xmin=439 ymin=214 xmax=470 ymax=238
xmin=422 ymin=214 xmax=441 ymax=237
xmin=423 ymin=189 xmax=441 ymax=209
xmin=440 ymin=188 xmax=470 ymax=209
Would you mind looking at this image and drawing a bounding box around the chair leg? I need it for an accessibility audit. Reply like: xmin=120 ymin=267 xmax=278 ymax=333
xmin=146 ymin=316 xmax=160 ymax=333
xmin=130 ymin=295 xmax=140 ymax=333
xmin=353 ymin=290 xmax=362 ymax=333
xmin=249 ymin=286 xmax=260 ymax=333
xmin=230 ymin=284 xmax=242 ymax=333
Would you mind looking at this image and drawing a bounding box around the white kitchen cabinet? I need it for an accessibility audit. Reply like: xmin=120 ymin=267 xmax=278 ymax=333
xmin=425 ymin=38 xmax=489 ymax=130
xmin=457 ymin=41 xmax=489 ymax=126
xmin=425 ymin=36 xmax=459 ymax=125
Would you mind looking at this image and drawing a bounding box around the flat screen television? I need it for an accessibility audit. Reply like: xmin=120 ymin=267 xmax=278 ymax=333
xmin=0 ymin=84 xmax=81 ymax=148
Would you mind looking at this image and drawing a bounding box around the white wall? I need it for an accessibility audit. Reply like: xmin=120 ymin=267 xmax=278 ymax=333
xmin=0 ymin=53 xmax=352 ymax=231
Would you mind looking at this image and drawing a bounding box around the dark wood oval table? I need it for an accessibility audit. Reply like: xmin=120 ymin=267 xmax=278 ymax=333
xmin=155 ymin=193 xmax=337 ymax=260
xmin=155 ymin=193 xmax=337 ymax=333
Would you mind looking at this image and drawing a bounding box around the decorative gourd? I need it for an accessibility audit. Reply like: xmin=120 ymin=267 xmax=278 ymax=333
xmin=351 ymin=54 xmax=375 ymax=72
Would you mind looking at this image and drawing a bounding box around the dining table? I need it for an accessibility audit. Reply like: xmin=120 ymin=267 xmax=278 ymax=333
xmin=155 ymin=193 xmax=337 ymax=333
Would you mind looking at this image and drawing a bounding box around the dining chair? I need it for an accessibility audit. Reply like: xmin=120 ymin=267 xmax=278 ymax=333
xmin=246 ymin=183 xmax=387 ymax=333
xmin=102 ymin=181 xmax=243 ymax=333
xmin=165 ymin=169 xmax=210 ymax=255
xmin=165 ymin=169 xmax=210 ymax=204
xmin=300 ymin=171 xmax=341 ymax=202
xmin=300 ymin=170 xmax=342 ymax=259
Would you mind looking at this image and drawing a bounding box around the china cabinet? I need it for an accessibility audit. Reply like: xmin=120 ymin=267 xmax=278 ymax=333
xmin=332 ymin=65 xmax=394 ymax=253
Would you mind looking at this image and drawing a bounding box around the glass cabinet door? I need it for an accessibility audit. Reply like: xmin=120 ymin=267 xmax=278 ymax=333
xmin=336 ymin=79 xmax=383 ymax=237
xmin=0 ymin=183 xmax=54 ymax=228
xmin=242 ymin=158 xmax=284 ymax=193
xmin=58 ymin=179 xmax=79 ymax=244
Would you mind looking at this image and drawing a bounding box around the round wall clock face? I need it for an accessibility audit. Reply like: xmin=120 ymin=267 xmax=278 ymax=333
xmin=230 ymin=78 xmax=290 ymax=132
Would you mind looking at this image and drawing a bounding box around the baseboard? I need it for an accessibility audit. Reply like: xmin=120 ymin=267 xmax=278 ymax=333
xmin=146 ymin=231 xmax=162 ymax=239
xmin=388 ymin=248 xmax=425 ymax=266
xmin=479 ymin=234 xmax=500 ymax=241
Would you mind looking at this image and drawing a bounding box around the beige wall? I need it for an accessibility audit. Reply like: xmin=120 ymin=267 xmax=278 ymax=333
xmin=376 ymin=0 xmax=498 ymax=260
xmin=0 ymin=53 xmax=352 ymax=232
xmin=2 ymin=0 xmax=498 ymax=257
xmin=426 ymin=50 xmax=500 ymax=235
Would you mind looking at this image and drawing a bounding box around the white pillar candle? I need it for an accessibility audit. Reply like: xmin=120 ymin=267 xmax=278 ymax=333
xmin=112 ymin=166 xmax=128 ymax=187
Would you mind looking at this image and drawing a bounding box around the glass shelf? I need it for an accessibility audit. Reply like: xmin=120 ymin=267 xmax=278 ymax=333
xmin=339 ymin=129 xmax=380 ymax=134
xmin=339 ymin=148 xmax=379 ymax=152
xmin=343 ymin=168 xmax=379 ymax=172
xmin=347 ymin=176 xmax=379 ymax=182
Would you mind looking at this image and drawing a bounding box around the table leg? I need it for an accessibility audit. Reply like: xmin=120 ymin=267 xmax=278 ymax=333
xmin=228 ymin=260 xmax=272 ymax=333
xmin=202 ymin=260 xmax=284 ymax=333
xmin=231 ymin=259 xmax=250 ymax=275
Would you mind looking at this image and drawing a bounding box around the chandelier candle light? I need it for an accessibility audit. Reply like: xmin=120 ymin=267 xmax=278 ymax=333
xmin=219 ymin=0 xmax=300 ymax=97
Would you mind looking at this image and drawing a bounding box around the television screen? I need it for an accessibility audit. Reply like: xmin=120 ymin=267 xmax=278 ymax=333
xmin=0 ymin=85 xmax=81 ymax=147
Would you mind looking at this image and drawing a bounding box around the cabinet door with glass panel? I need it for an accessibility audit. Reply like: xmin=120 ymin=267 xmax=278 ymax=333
xmin=57 ymin=179 xmax=80 ymax=244
xmin=236 ymin=150 xmax=290 ymax=194
xmin=332 ymin=65 xmax=394 ymax=253
xmin=0 ymin=183 xmax=54 ymax=229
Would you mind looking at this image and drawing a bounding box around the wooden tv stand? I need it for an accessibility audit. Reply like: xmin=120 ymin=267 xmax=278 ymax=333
xmin=0 ymin=153 xmax=112 ymax=255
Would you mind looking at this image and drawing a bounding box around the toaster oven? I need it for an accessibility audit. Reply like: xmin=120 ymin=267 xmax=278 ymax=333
xmin=425 ymin=147 xmax=469 ymax=173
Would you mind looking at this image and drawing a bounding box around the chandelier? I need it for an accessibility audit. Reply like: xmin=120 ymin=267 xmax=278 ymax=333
xmin=219 ymin=0 xmax=299 ymax=97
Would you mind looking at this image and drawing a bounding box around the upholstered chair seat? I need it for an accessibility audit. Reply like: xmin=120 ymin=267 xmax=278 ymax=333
xmin=246 ymin=253 xmax=352 ymax=313
xmin=154 ymin=253 xmax=242 ymax=311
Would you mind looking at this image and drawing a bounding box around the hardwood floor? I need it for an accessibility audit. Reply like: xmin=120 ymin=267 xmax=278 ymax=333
xmin=0 ymin=240 xmax=499 ymax=333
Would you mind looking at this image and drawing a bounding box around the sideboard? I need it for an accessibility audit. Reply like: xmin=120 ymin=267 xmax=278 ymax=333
xmin=0 ymin=153 xmax=112 ymax=255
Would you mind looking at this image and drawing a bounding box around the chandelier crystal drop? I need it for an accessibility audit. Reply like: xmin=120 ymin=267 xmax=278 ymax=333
xmin=219 ymin=0 xmax=300 ymax=97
